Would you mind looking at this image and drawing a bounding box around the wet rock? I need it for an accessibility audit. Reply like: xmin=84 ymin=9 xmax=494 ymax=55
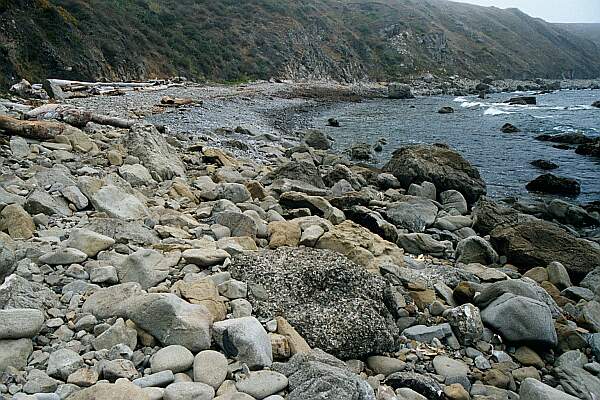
xmin=302 ymin=129 xmax=331 ymax=150
xmin=500 ymin=123 xmax=520 ymax=133
xmin=506 ymin=96 xmax=536 ymax=105
xmin=383 ymin=144 xmax=486 ymax=204
xmin=349 ymin=143 xmax=374 ymax=161
xmin=230 ymin=247 xmax=398 ymax=359
xmin=526 ymin=174 xmax=581 ymax=196
xmin=388 ymin=83 xmax=415 ymax=99
xmin=531 ymin=159 xmax=559 ymax=170
xmin=273 ymin=349 xmax=375 ymax=400
xmin=438 ymin=106 xmax=454 ymax=114
xmin=127 ymin=293 xmax=213 ymax=352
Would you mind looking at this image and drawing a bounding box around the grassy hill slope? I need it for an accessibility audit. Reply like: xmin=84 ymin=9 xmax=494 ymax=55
xmin=1 ymin=0 xmax=599 ymax=89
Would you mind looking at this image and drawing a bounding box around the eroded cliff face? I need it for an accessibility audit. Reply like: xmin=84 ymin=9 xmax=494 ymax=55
xmin=1 ymin=0 xmax=599 ymax=88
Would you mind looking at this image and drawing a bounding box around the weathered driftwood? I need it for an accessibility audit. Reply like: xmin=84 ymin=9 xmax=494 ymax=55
xmin=0 ymin=115 xmax=78 ymax=140
xmin=48 ymin=79 xmax=157 ymax=89
xmin=26 ymin=104 xmax=135 ymax=129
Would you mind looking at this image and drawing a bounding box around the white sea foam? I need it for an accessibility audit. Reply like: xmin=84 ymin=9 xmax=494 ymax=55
xmin=461 ymin=101 xmax=483 ymax=108
xmin=453 ymin=96 xmax=467 ymax=102
xmin=484 ymin=107 xmax=512 ymax=116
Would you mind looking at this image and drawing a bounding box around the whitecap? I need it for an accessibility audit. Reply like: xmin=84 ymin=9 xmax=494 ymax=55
xmin=533 ymin=115 xmax=555 ymax=119
xmin=453 ymin=96 xmax=467 ymax=102
xmin=461 ymin=101 xmax=483 ymax=108
xmin=484 ymin=107 xmax=512 ymax=116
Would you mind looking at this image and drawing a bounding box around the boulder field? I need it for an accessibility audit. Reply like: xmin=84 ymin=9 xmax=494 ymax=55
xmin=0 ymin=97 xmax=599 ymax=400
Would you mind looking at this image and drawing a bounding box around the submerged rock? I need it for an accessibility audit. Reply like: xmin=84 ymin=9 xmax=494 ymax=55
xmin=526 ymin=174 xmax=581 ymax=196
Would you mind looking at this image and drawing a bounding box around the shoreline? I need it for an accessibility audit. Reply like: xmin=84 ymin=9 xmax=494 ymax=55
xmin=1 ymin=78 xmax=600 ymax=399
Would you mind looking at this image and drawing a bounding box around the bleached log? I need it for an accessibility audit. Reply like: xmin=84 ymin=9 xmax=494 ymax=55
xmin=0 ymin=115 xmax=79 ymax=140
xmin=48 ymin=79 xmax=156 ymax=89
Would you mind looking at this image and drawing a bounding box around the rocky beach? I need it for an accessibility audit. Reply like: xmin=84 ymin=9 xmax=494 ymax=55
xmin=0 ymin=77 xmax=599 ymax=400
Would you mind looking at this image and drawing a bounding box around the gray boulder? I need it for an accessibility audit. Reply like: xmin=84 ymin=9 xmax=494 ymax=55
xmin=519 ymin=378 xmax=579 ymax=400
xmin=397 ymin=233 xmax=452 ymax=257
xmin=91 ymin=186 xmax=148 ymax=220
xmin=118 ymin=164 xmax=156 ymax=187
xmin=124 ymin=124 xmax=186 ymax=181
xmin=262 ymin=161 xmax=325 ymax=189
xmin=63 ymin=228 xmax=115 ymax=257
xmin=554 ymin=350 xmax=600 ymax=400
xmin=213 ymin=316 xmax=272 ymax=369
xmin=229 ymin=247 xmax=398 ymax=359
xmin=385 ymin=197 xmax=438 ymax=233
xmin=115 ymin=249 xmax=175 ymax=290
xmin=455 ymin=236 xmax=499 ymax=265
xmin=440 ymin=190 xmax=468 ymax=214
xmin=303 ymin=129 xmax=331 ymax=150
xmin=0 ymin=309 xmax=44 ymax=339
xmin=92 ymin=318 xmax=137 ymax=351
xmin=82 ymin=282 xmax=143 ymax=319
xmin=47 ymin=348 xmax=84 ymax=380
xmin=0 ymin=234 xmax=16 ymax=282
xmin=0 ymin=338 xmax=32 ymax=372
xmin=273 ymin=349 xmax=375 ymax=400
xmin=388 ymin=83 xmax=415 ymax=99
xmin=490 ymin=219 xmax=600 ymax=277
xmin=480 ymin=293 xmax=557 ymax=346
xmin=127 ymin=293 xmax=212 ymax=352
xmin=383 ymin=144 xmax=486 ymax=204
xmin=0 ymin=274 xmax=59 ymax=312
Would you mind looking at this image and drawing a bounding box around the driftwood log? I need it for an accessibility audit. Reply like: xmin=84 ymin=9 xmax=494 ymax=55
xmin=0 ymin=115 xmax=79 ymax=140
xmin=26 ymin=104 xmax=137 ymax=129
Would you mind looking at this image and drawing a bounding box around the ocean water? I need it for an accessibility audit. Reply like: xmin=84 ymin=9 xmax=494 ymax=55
xmin=312 ymin=90 xmax=600 ymax=203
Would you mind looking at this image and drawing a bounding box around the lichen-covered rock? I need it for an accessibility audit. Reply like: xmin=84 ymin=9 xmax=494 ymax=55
xmin=229 ymin=247 xmax=398 ymax=359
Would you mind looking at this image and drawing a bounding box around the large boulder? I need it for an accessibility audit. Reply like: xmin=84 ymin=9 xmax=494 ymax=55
xmin=229 ymin=247 xmax=398 ymax=359
xmin=124 ymin=124 xmax=186 ymax=181
xmin=273 ymin=349 xmax=375 ymax=400
xmin=315 ymin=220 xmax=404 ymax=272
xmin=90 ymin=186 xmax=148 ymax=220
xmin=302 ymin=129 xmax=331 ymax=150
xmin=526 ymin=174 xmax=581 ymax=196
xmin=127 ymin=293 xmax=213 ymax=352
xmin=519 ymin=378 xmax=579 ymax=400
xmin=385 ymin=196 xmax=438 ymax=233
xmin=490 ymin=219 xmax=600 ymax=278
xmin=262 ymin=161 xmax=325 ymax=189
xmin=388 ymin=83 xmax=415 ymax=99
xmin=472 ymin=197 xmax=529 ymax=235
xmin=455 ymin=236 xmax=499 ymax=265
xmin=115 ymin=249 xmax=177 ymax=290
xmin=554 ymin=351 xmax=600 ymax=400
xmin=0 ymin=274 xmax=59 ymax=312
xmin=480 ymin=293 xmax=557 ymax=346
xmin=383 ymin=144 xmax=486 ymax=204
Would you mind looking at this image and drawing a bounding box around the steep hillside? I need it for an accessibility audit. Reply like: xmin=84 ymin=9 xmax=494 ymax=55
xmin=1 ymin=0 xmax=600 ymax=89
xmin=557 ymin=23 xmax=600 ymax=46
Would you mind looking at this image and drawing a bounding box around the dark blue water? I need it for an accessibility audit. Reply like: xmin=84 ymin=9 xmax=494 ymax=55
xmin=312 ymin=90 xmax=600 ymax=203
